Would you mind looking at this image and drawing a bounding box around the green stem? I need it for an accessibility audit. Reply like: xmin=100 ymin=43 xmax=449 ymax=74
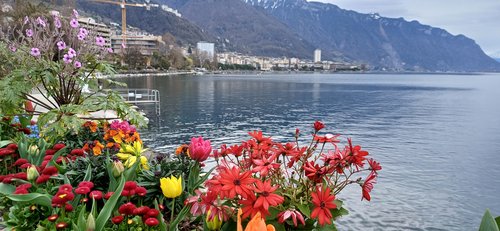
xmin=170 ymin=198 xmax=176 ymax=225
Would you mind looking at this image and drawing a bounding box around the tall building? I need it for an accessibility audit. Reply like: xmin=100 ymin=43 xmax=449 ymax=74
xmin=110 ymin=34 xmax=163 ymax=56
xmin=196 ymin=41 xmax=215 ymax=60
xmin=314 ymin=49 xmax=321 ymax=63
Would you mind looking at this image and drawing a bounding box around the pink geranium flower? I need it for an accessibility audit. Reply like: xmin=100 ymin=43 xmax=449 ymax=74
xmin=30 ymin=48 xmax=40 ymax=57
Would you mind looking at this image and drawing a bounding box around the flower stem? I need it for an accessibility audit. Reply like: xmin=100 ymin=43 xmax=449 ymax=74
xmin=170 ymin=198 xmax=176 ymax=225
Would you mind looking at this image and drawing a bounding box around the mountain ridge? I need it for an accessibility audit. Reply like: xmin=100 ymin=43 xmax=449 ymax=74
xmin=245 ymin=0 xmax=500 ymax=71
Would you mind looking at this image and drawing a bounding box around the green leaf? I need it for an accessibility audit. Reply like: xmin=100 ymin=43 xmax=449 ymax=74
xmin=314 ymin=223 xmax=337 ymax=231
xmin=169 ymin=205 xmax=190 ymax=230
xmin=187 ymin=162 xmax=200 ymax=194
xmin=496 ymin=217 xmax=500 ymax=230
xmin=0 ymin=140 xmax=11 ymax=147
xmin=296 ymin=203 xmax=311 ymax=218
xmin=0 ymin=183 xmax=16 ymax=194
xmin=220 ymin=219 xmax=237 ymax=231
xmin=479 ymin=209 xmax=500 ymax=231
xmin=95 ymin=176 xmax=126 ymax=231
xmin=268 ymin=220 xmax=286 ymax=231
xmin=6 ymin=193 xmax=52 ymax=207
xmin=331 ymin=207 xmax=349 ymax=219
xmin=76 ymin=204 xmax=87 ymax=231
xmin=154 ymin=200 xmax=168 ymax=231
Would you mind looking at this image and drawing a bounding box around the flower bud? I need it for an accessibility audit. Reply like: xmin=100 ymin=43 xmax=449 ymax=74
xmin=206 ymin=210 xmax=222 ymax=231
xmin=86 ymin=213 xmax=95 ymax=231
xmin=29 ymin=145 xmax=39 ymax=155
xmin=27 ymin=165 xmax=39 ymax=181
xmin=112 ymin=161 xmax=124 ymax=177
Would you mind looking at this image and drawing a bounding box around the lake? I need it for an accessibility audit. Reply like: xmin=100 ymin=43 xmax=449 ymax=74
xmin=120 ymin=73 xmax=500 ymax=231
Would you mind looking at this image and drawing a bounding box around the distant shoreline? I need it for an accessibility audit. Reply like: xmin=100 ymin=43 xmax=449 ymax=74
xmin=108 ymin=70 xmax=489 ymax=78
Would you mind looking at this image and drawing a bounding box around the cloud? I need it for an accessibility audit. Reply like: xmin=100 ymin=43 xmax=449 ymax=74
xmin=312 ymin=0 xmax=500 ymax=56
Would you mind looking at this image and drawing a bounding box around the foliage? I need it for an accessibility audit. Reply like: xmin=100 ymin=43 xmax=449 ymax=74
xmin=479 ymin=209 xmax=500 ymax=231
xmin=0 ymin=9 xmax=146 ymax=139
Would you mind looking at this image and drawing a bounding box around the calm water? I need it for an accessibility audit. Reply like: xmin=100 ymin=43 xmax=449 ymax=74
xmin=121 ymin=73 xmax=500 ymax=230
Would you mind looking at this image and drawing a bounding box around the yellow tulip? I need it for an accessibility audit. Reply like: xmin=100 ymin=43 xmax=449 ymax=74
xmin=124 ymin=156 xmax=137 ymax=168
xmin=160 ymin=176 xmax=182 ymax=198
xmin=140 ymin=156 xmax=149 ymax=170
xmin=116 ymin=153 xmax=132 ymax=161
xmin=237 ymin=209 xmax=275 ymax=231
xmin=206 ymin=210 xmax=222 ymax=231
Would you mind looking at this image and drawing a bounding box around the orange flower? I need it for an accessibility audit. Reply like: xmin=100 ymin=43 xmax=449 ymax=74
xmin=83 ymin=121 xmax=98 ymax=133
xmin=92 ymin=141 xmax=105 ymax=156
xmin=237 ymin=209 xmax=275 ymax=231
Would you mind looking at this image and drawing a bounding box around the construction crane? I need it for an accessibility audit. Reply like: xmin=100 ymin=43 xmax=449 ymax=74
xmin=91 ymin=0 xmax=159 ymax=54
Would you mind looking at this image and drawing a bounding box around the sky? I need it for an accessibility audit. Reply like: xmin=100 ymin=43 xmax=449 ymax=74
xmin=313 ymin=0 xmax=500 ymax=58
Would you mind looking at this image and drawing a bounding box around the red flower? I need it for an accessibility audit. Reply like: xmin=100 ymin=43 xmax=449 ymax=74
xmin=14 ymin=183 xmax=32 ymax=194
xmin=362 ymin=172 xmax=377 ymax=201
xmin=58 ymin=184 xmax=73 ymax=193
xmin=70 ymin=149 xmax=85 ymax=156
xmin=188 ymin=136 xmax=212 ymax=162
xmin=310 ymin=186 xmax=337 ymax=226
xmin=345 ymin=138 xmax=369 ymax=168
xmin=45 ymin=149 xmax=56 ymax=155
xmin=313 ymin=121 xmax=325 ymax=132
xmin=78 ymin=181 xmax=94 ymax=189
xmin=89 ymin=190 xmax=103 ymax=200
xmin=146 ymin=209 xmax=159 ymax=218
xmin=75 ymin=187 xmax=91 ymax=195
xmin=6 ymin=143 xmax=18 ymax=150
xmin=47 ymin=214 xmax=58 ymax=222
xmin=133 ymin=206 xmax=150 ymax=216
xmin=145 ymin=217 xmax=159 ymax=227
xmin=42 ymin=166 xmax=58 ymax=176
xmin=118 ymin=202 xmax=136 ymax=215
xmin=368 ymin=159 xmax=382 ymax=172
xmin=65 ymin=203 xmax=73 ymax=212
xmin=277 ymin=209 xmax=305 ymax=227
xmin=252 ymin=153 xmax=280 ymax=177
xmin=36 ymin=174 xmax=51 ymax=184
xmin=104 ymin=191 xmax=114 ymax=200
xmin=239 ymin=195 xmax=270 ymax=219
xmin=248 ymin=131 xmax=270 ymax=143
xmin=124 ymin=181 xmax=137 ymax=190
xmin=55 ymin=222 xmax=68 ymax=230
xmin=313 ymin=134 xmax=340 ymax=143
xmin=217 ymin=166 xmax=256 ymax=199
xmin=0 ymin=148 xmax=15 ymax=156
xmin=303 ymin=161 xmax=328 ymax=183
xmin=253 ymin=180 xmax=284 ymax=210
xmin=14 ymin=158 xmax=29 ymax=166
xmin=185 ymin=189 xmax=205 ymax=216
xmin=111 ymin=215 xmax=124 ymax=224
xmin=135 ymin=186 xmax=147 ymax=197
xmin=53 ymin=143 xmax=66 ymax=151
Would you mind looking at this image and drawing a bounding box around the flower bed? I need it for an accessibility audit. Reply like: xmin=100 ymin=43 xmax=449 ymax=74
xmin=0 ymin=9 xmax=381 ymax=231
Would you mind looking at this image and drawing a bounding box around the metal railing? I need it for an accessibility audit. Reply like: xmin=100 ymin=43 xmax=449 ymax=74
xmin=114 ymin=88 xmax=161 ymax=116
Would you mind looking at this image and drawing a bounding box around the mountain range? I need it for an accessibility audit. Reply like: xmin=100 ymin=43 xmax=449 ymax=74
xmin=79 ymin=0 xmax=500 ymax=72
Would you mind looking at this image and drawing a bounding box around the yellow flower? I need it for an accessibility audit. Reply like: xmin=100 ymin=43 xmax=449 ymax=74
xmin=124 ymin=156 xmax=137 ymax=168
xmin=117 ymin=142 xmax=149 ymax=170
xmin=160 ymin=176 xmax=182 ymax=198
xmin=206 ymin=210 xmax=222 ymax=231
xmin=140 ymin=156 xmax=149 ymax=170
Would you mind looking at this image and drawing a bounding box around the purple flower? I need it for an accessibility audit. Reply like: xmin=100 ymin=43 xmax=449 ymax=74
xmin=63 ymin=54 xmax=72 ymax=63
xmin=23 ymin=16 xmax=29 ymax=25
xmin=26 ymin=29 xmax=33 ymax=37
xmin=73 ymin=9 xmax=79 ymax=18
xmin=95 ymin=36 xmax=105 ymax=47
xmin=30 ymin=48 xmax=41 ymax=57
xmin=70 ymin=18 xmax=79 ymax=28
xmin=79 ymin=28 xmax=88 ymax=36
xmin=9 ymin=44 xmax=17 ymax=52
xmin=74 ymin=61 xmax=82 ymax=68
xmin=56 ymin=41 xmax=66 ymax=50
xmin=106 ymin=48 xmax=113 ymax=53
xmin=77 ymin=33 xmax=85 ymax=40
xmin=36 ymin=17 xmax=46 ymax=27
xmin=54 ymin=17 xmax=61 ymax=29
xmin=121 ymin=43 xmax=126 ymax=49
xmin=68 ymin=48 xmax=76 ymax=58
